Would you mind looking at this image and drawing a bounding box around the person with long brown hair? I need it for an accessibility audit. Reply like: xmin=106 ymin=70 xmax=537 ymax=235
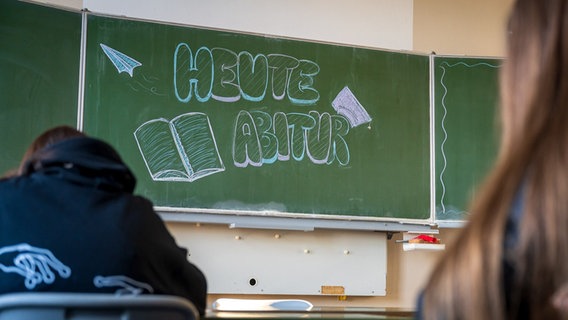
xmin=418 ymin=0 xmax=568 ymax=319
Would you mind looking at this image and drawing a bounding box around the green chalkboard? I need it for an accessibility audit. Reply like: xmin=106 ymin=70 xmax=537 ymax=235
xmin=434 ymin=56 xmax=502 ymax=221
xmin=83 ymin=14 xmax=431 ymax=221
xmin=0 ymin=0 xmax=81 ymax=176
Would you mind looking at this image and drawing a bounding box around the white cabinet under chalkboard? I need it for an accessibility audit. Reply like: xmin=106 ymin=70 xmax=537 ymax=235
xmin=168 ymin=223 xmax=387 ymax=296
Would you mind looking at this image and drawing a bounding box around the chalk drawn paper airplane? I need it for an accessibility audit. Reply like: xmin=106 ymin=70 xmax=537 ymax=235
xmin=331 ymin=86 xmax=372 ymax=128
xmin=100 ymin=43 xmax=142 ymax=77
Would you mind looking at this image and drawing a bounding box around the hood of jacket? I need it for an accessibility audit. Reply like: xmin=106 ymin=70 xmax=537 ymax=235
xmin=20 ymin=136 xmax=136 ymax=193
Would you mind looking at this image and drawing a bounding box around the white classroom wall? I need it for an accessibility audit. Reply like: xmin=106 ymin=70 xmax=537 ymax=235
xmin=82 ymin=0 xmax=413 ymax=51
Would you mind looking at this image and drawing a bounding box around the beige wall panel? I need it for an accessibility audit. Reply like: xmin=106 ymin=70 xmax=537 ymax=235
xmin=413 ymin=0 xmax=513 ymax=57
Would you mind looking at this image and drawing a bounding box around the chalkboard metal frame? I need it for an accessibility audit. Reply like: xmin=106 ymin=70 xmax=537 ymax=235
xmin=158 ymin=207 xmax=434 ymax=232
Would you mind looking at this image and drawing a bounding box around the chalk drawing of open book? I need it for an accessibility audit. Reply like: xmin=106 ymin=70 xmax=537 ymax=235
xmin=134 ymin=112 xmax=225 ymax=182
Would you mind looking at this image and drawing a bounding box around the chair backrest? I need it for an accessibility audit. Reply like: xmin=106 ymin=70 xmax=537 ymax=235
xmin=0 ymin=293 xmax=199 ymax=320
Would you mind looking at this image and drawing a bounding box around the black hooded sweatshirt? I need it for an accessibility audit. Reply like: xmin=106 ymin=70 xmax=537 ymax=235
xmin=0 ymin=136 xmax=207 ymax=315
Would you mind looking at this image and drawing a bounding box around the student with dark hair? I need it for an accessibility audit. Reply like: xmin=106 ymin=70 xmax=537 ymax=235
xmin=1 ymin=126 xmax=85 ymax=179
xmin=418 ymin=0 xmax=568 ymax=319
xmin=16 ymin=125 xmax=86 ymax=175
xmin=0 ymin=126 xmax=207 ymax=315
